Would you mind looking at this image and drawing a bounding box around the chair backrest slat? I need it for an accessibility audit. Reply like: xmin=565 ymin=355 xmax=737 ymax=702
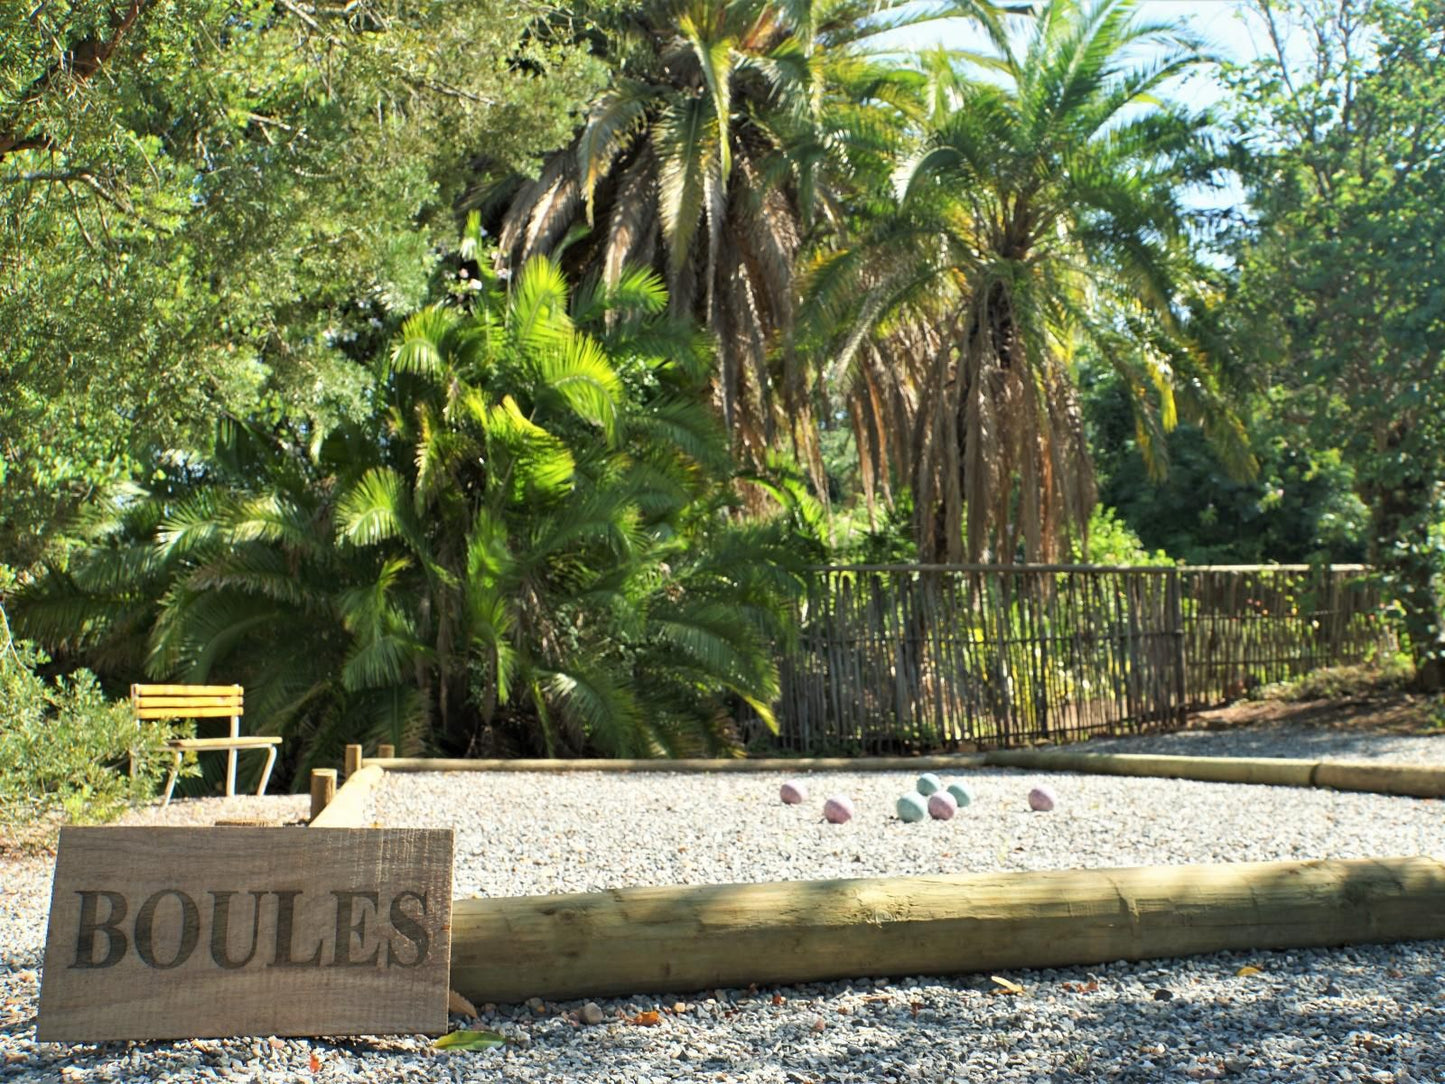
xmin=132 ymin=684 xmax=243 ymax=719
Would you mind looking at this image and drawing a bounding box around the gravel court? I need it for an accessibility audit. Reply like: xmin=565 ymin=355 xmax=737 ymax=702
xmin=2 ymin=731 xmax=1443 ymax=1083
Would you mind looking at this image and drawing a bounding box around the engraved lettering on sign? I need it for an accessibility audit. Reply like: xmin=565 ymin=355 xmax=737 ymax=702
xmin=330 ymin=891 xmax=379 ymax=967
xmin=269 ymin=889 xmax=324 ymax=968
xmin=39 ymin=827 xmax=453 ymax=1043
xmin=66 ymin=888 xmax=432 ymax=971
xmin=385 ymin=891 xmax=429 ymax=968
xmin=133 ymin=889 xmax=200 ymax=969
xmin=72 ymin=891 xmax=128 ymax=969
xmin=209 ymin=890 xmax=266 ymax=970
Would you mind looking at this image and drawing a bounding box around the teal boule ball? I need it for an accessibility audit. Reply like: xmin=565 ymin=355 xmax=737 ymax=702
xmin=946 ymin=782 xmax=973 ymax=808
xmin=916 ymin=773 xmax=942 ymax=796
xmin=896 ymin=792 xmax=928 ymax=822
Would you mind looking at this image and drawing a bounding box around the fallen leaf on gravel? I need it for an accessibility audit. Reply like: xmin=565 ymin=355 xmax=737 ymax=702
xmin=1235 ymin=966 xmax=1263 ymax=977
xmin=433 ymin=1028 xmax=506 ymax=1051
xmin=629 ymin=1011 xmax=661 ymax=1026
xmin=309 ymin=1053 xmax=321 ymax=1073
xmin=990 ymin=975 xmax=1025 ymax=995
xmin=448 ymin=990 xmax=479 ymax=1018
xmin=910 ymin=1001 xmax=922 ymax=1017
xmin=772 ymin=994 xmax=785 ymax=1006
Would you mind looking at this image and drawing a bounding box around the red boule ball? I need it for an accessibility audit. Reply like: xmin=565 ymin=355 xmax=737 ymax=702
xmin=780 ymin=780 xmax=808 ymax=805
xmin=823 ymin=795 xmax=854 ymax=824
xmin=927 ymin=791 xmax=958 ymax=820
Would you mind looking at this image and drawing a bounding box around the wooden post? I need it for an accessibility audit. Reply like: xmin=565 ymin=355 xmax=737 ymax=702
xmin=450 ymin=857 xmax=1445 ymax=1004
xmin=310 ymin=764 xmax=383 ymax=828
xmin=309 ymin=768 xmax=336 ymax=821
xmin=377 ymin=743 xmax=396 ymax=760
xmin=344 ymin=743 xmax=363 ymax=779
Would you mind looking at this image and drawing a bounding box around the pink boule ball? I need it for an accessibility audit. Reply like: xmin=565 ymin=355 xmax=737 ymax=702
xmin=1028 ymin=785 xmax=1057 ymax=812
xmin=823 ymin=795 xmax=854 ymax=824
xmin=927 ymin=790 xmax=958 ymax=820
xmin=780 ymin=780 xmax=808 ymax=805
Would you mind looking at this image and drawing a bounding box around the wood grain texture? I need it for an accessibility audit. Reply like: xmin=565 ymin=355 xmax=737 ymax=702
xmin=984 ymin=750 xmax=1445 ymax=798
xmin=310 ymin=770 xmax=337 ymax=822
xmin=375 ymin=755 xmax=987 ymax=773
xmin=168 ymin=737 xmax=282 ymax=750
xmin=1311 ymin=760 xmax=1445 ymax=798
xmin=450 ymin=857 xmax=1445 ymax=1004
xmin=310 ymin=765 xmax=383 ymax=828
xmin=137 ymin=706 xmax=246 ymax=719
xmin=131 ymin=684 xmax=244 ymax=697
xmin=984 ymin=750 xmax=1319 ymax=787
xmin=38 ymin=827 xmax=453 ymax=1041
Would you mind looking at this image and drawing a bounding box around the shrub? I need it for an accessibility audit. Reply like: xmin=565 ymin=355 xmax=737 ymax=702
xmin=0 ymin=603 xmax=182 ymax=835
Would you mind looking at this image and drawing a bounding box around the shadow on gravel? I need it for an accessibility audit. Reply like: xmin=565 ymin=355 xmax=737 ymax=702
xmin=8 ymin=940 xmax=1444 ymax=1083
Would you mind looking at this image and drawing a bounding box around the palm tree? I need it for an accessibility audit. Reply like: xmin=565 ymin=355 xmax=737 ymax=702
xmin=486 ymin=0 xmax=925 ymax=483
xmin=17 ymin=248 xmax=799 ymax=771
xmin=809 ymin=0 xmax=1250 ymax=562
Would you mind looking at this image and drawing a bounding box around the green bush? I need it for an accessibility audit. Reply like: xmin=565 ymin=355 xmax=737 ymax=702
xmin=0 ymin=604 xmax=182 ymax=831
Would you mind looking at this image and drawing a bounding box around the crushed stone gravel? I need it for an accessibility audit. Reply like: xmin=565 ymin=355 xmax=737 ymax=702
xmin=3 ymin=729 xmax=1442 ymax=1082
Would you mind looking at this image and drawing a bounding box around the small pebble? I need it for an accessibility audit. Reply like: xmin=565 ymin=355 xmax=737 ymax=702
xmin=581 ymin=1002 xmax=605 ymax=1025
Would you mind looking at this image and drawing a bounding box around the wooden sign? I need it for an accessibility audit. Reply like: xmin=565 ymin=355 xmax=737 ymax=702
xmin=37 ymin=827 xmax=453 ymax=1041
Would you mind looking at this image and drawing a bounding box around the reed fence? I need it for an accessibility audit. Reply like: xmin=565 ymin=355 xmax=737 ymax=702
xmin=762 ymin=564 xmax=1387 ymax=754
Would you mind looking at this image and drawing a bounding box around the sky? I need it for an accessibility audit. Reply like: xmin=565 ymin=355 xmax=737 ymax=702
xmin=874 ymin=0 xmax=1288 ymax=107
xmin=872 ymin=0 xmax=1293 ymax=216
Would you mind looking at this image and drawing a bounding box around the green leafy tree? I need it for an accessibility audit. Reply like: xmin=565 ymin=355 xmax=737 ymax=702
xmin=1224 ymin=0 xmax=1445 ymax=685
xmin=1085 ymin=370 xmax=1367 ymax=564
xmin=0 ymin=0 xmax=603 ymax=570
xmin=809 ymin=0 xmax=1250 ymax=562
xmin=18 ymin=250 xmax=800 ymax=773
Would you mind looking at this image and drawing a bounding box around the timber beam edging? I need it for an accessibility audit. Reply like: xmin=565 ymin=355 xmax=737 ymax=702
xmin=362 ymin=750 xmax=1445 ymax=798
xmin=308 ymin=763 xmax=383 ymax=827
xmin=448 ymin=856 xmax=1445 ymax=1004
xmin=981 ymin=750 xmax=1445 ymax=798
xmin=369 ymin=754 xmax=988 ymax=773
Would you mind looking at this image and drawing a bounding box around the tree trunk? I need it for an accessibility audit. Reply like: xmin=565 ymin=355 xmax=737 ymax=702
xmin=1366 ymin=474 xmax=1445 ymax=692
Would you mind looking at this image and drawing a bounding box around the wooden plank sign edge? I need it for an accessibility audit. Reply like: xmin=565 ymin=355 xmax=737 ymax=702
xmin=37 ymin=826 xmax=453 ymax=1042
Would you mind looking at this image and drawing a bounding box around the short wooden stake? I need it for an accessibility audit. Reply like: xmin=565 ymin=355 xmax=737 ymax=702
xmin=309 ymin=768 xmax=336 ymax=821
xmin=377 ymin=743 xmax=396 ymax=760
xmin=344 ymin=743 xmax=363 ymax=779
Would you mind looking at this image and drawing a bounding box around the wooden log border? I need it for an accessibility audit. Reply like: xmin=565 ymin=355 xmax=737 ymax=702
xmin=369 ymin=749 xmax=1445 ymax=799
xmin=981 ymin=750 xmax=1445 ymax=798
xmin=374 ymin=754 xmax=986 ymax=774
xmin=298 ymin=749 xmax=1445 ymax=1005
xmin=449 ymin=857 xmax=1445 ymax=1004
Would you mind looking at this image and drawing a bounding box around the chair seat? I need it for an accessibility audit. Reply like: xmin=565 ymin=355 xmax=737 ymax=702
xmin=166 ymin=736 xmax=283 ymax=750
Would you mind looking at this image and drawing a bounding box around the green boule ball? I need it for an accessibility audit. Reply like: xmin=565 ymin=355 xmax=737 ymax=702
xmin=916 ymin=773 xmax=942 ymax=796
xmin=946 ymin=782 xmax=973 ymax=808
xmin=896 ymin=792 xmax=928 ymax=822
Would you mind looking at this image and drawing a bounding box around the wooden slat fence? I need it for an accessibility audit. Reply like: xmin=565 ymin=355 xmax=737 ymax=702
xmin=761 ymin=564 xmax=1386 ymax=755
